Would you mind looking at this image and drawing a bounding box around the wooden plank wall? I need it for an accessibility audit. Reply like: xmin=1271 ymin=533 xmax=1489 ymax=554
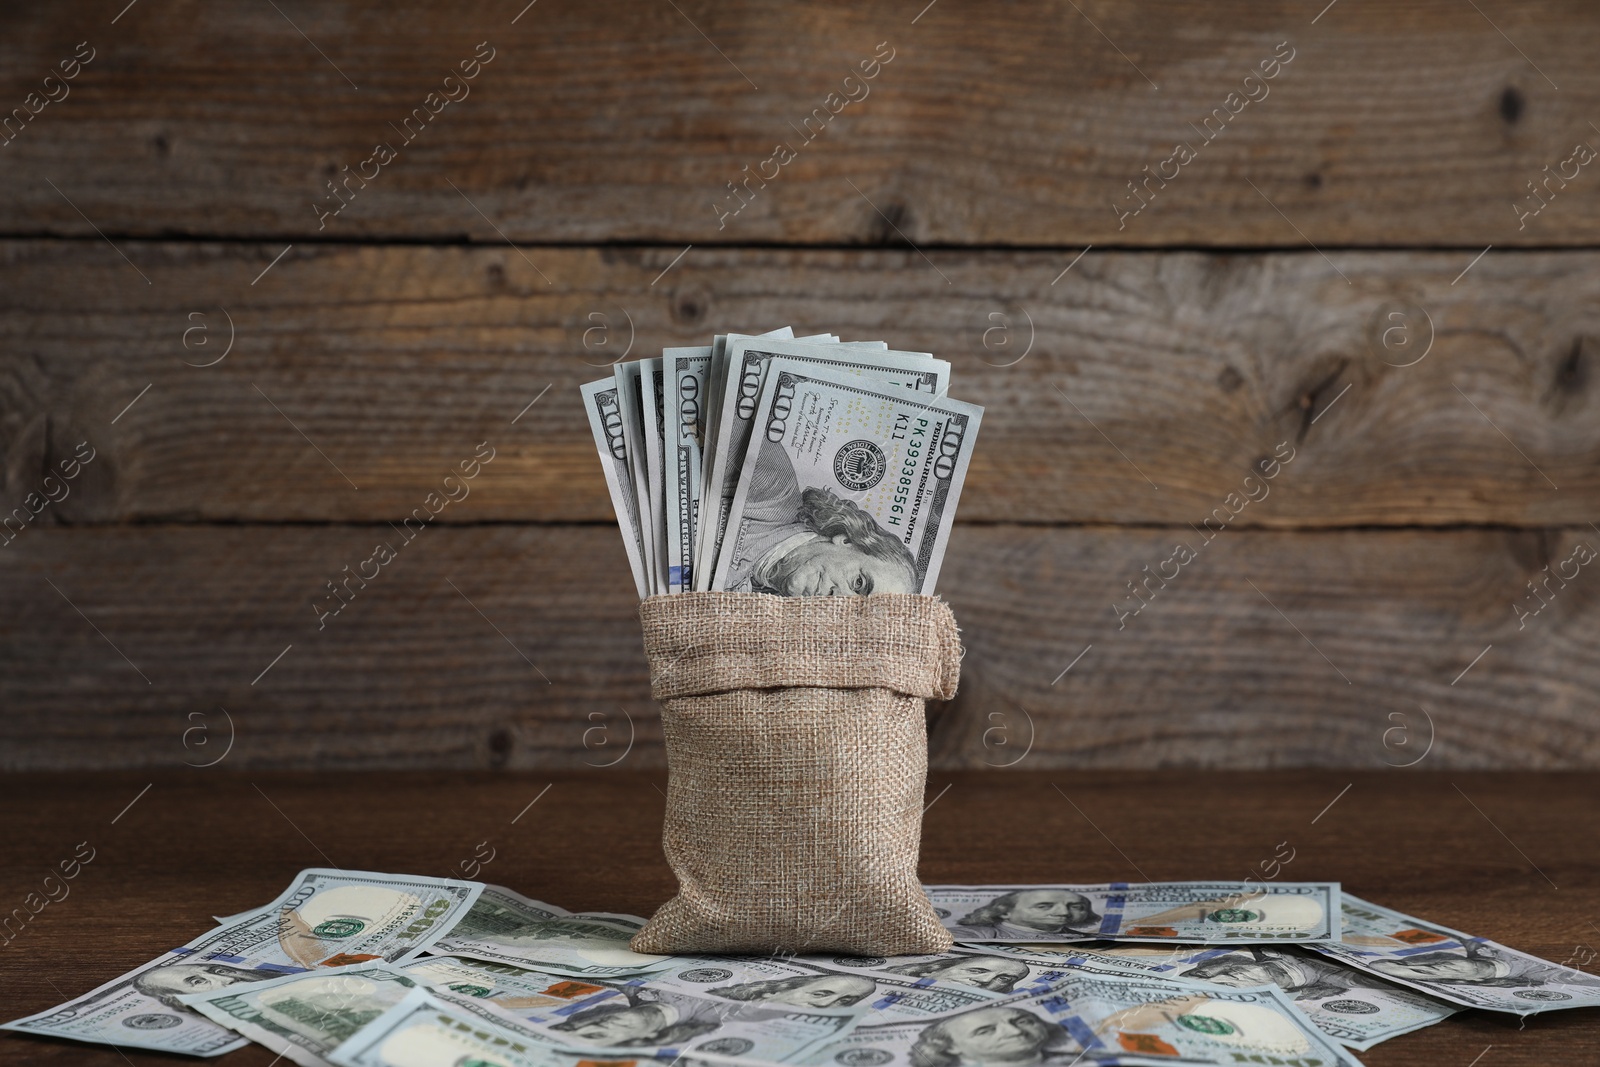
xmin=1 ymin=1 xmax=1596 ymax=769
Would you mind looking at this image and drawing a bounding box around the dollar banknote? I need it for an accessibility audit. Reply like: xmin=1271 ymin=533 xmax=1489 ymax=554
xmin=326 ymin=986 xmax=610 ymax=1067
xmin=401 ymin=955 xmax=598 ymax=1012
xmin=614 ymin=361 xmax=658 ymax=594
xmin=710 ymin=360 xmax=977 ymax=596
xmin=174 ymin=957 xmax=601 ymax=1067
xmin=176 ymin=962 xmax=424 ymax=1067
xmin=978 ymin=940 xmax=1459 ymax=1050
xmin=924 ymin=883 xmax=1341 ymax=944
xmin=580 ymin=378 xmax=648 ymax=599
xmin=492 ymin=974 xmax=863 ymax=1061
xmin=793 ymin=968 xmax=1358 ymax=1067
xmin=817 ymin=948 xmax=1151 ymax=998
xmin=697 ymin=341 xmax=949 ymax=591
xmin=645 ymin=954 xmax=999 ymax=1022
xmin=697 ymin=329 xmax=830 ymax=537
xmin=640 ymin=356 xmax=669 ymax=594
xmin=663 ymin=346 xmax=711 ymax=593
xmin=2 ymin=869 xmax=483 ymax=1057
xmin=424 ymin=885 xmax=672 ymax=978
xmin=1310 ymin=893 xmax=1600 ymax=1015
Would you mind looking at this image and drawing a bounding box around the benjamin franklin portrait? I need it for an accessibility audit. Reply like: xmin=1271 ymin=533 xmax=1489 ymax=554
xmin=722 ymin=442 xmax=917 ymax=597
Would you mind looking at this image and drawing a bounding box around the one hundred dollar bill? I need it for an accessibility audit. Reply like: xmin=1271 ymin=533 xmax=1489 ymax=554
xmin=663 ymin=346 xmax=711 ymax=593
xmin=326 ymin=986 xmax=614 ymax=1067
xmin=710 ymin=360 xmax=975 ymax=596
xmin=643 ymin=954 xmax=998 ymax=1022
xmin=698 ymin=330 xmax=837 ymax=512
xmin=425 ymin=885 xmax=672 ymax=978
xmin=580 ymin=377 xmax=649 ymax=598
xmin=815 ymin=948 xmax=1151 ymax=998
xmin=401 ymin=954 xmax=601 ymax=1012
xmin=614 ymin=362 xmax=660 ymax=595
xmin=639 ymin=356 xmax=669 ymax=595
xmin=695 ymin=330 xmax=842 ymax=584
xmin=1 ymin=869 xmax=482 ymax=1057
xmin=925 ymin=883 xmax=1341 ymax=944
xmin=1310 ymin=893 xmax=1600 ymax=1015
xmin=697 ymin=340 xmax=947 ymax=591
xmin=793 ymin=969 xmax=1359 ymax=1067
xmin=494 ymin=974 xmax=863 ymax=1062
xmin=176 ymin=962 xmax=423 ymax=1067
xmin=978 ymin=940 xmax=1459 ymax=1051
xmin=174 ymin=957 xmax=602 ymax=1067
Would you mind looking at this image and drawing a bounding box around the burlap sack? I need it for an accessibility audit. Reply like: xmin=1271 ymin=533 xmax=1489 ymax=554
xmin=631 ymin=591 xmax=962 ymax=956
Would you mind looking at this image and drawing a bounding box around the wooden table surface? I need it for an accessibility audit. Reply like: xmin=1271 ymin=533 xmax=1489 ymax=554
xmin=0 ymin=769 xmax=1594 ymax=1065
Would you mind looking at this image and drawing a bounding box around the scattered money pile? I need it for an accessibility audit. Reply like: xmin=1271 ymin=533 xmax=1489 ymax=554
xmin=582 ymin=328 xmax=981 ymax=598
xmin=10 ymin=871 xmax=1600 ymax=1065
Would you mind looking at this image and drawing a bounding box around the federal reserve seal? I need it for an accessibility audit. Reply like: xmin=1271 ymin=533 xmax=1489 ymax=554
xmin=835 ymin=1050 xmax=893 ymax=1066
xmin=124 ymin=1014 xmax=183 ymax=1030
xmin=698 ymin=1038 xmax=755 ymax=1056
xmin=834 ymin=439 xmax=887 ymax=491
xmin=678 ymin=967 xmax=735 ymax=983
xmin=833 ymin=956 xmax=887 ymax=968
xmin=1323 ymin=1000 xmax=1379 ymax=1014
xmin=1513 ymin=989 xmax=1572 ymax=1001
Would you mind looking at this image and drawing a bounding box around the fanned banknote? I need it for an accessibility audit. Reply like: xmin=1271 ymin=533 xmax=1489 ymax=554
xmin=639 ymin=356 xmax=669 ymax=594
xmin=1 ymin=869 xmax=482 ymax=1057
xmin=614 ymin=361 xmax=658 ymax=593
xmin=793 ymin=968 xmax=1359 ymax=1067
xmin=424 ymin=885 xmax=672 ymax=978
xmin=663 ymin=346 xmax=711 ymax=593
xmin=696 ymin=329 xmax=834 ymax=570
xmin=1310 ymin=893 xmax=1600 ymax=1015
xmin=697 ymin=341 xmax=948 ymax=590
xmin=580 ymin=378 xmax=649 ymax=598
xmin=646 ymin=954 xmax=998 ymax=1022
xmin=975 ymin=940 xmax=1459 ymax=1051
xmin=710 ymin=360 xmax=977 ymax=596
xmin=925 ymin=883 xmax=1341 ymax=944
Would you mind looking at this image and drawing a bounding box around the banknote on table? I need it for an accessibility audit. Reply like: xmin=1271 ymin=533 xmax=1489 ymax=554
xmin=925 ymin=882 xmax=1341 ymax=944
xmin=401 ymin=955 xmax=600 ymax=1012
xmin=423 ymin=885 xmax=672 ymax=978
xmin=615 ymin=361 xmax=659 ymax=594
xmin=793 ymin=968 xmax=1359 ymax=1067
xmin=174 ymin=957 xmax=608 ymax=1067
xmin=1 ymin=869 xmax=483 ymax=1057
xmin=1310 ymin=893 xmax=1600 ymax=1015
xmin=645 ymin=953 xmax=999 ymax=1021
xmin=499 ymin=974 xmax=863 ymax=1062
xmin=663 ymin=346 xmax=711 ymax=593
xmin=176 ymin=962 xmax=423 ymax=1067
xmin=580 ymin=377 xmax=649 ymax=599
xmin=816 ymin=947 xmax=1152 ymax=997
xmin=696 ymin=340 xmax=949 ymax=591
xmin=327 ymin=986 xmax=615 ymax=1067
xmin=710 ymin=360 xmax=977 ymax=596
xmin=976 ymin=940 xmax=1459 ymax=1051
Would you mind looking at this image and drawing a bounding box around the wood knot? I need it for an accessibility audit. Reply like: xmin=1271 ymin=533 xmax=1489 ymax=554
xmin=670 ymin=284 xmax=711 ymax=327
xmin=1500 ymin=86 xmax=1525 ymax=125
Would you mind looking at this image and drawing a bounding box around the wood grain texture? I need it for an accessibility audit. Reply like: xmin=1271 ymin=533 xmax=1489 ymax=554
xmin=2 ymin=2 xmax=1599 ymax=246
xmin=0 ymin=770 xmax=1595 ymax=1065
xmin=4 ymin=242 xmax=1598 ymax=527
xmin=2 ymin=523 xmax=1596 ymax=770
